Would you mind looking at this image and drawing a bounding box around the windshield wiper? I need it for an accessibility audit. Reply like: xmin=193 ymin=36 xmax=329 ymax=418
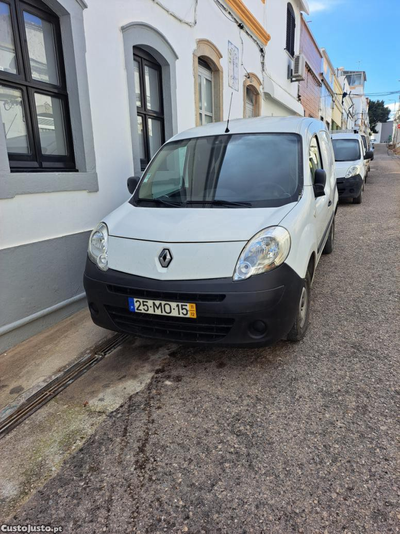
xmin=185 ymin=200 xmax=252 ymax=208
xmin=138 ymin=196 xmax=184 ymax=208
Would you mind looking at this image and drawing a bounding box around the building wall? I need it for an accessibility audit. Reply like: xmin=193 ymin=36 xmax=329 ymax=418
xmin=299 ymin=16 xmax=322 ymax=118
xmin=337 ymin=74 xmax=355 ymax=130
xmin=262 ymin=0 xmax=307 ymax=116
xmin=332 ymin=75 xmax=343 ymax=129
xmin=342 ymin=71 xmax=369 ymax=134
xmin=319 ymin=58 xmax=334 ymax=128
xmin=380 ymin=121 xmax=394 ymax=143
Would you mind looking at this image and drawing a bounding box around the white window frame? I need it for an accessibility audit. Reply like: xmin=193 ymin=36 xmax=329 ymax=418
xmin=198 ymin=63 xmax=213 ymax=125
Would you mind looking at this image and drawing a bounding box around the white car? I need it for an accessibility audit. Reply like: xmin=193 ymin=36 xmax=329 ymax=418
xmin=331 ymin=132 xmax=373 ymax=204
xmin=84 ymin=117 xmax=338 ymax=346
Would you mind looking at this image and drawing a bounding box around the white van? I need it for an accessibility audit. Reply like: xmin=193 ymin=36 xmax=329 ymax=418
xmin=84 ymin=117 xmax=338 ymax=346
xmin=361 ymin=133 xmax=373 ymax=176
xmin=331 ymin=132 xmax=373 ymax=204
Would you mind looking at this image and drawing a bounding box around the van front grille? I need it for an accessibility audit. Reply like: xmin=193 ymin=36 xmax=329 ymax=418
xmin=105 ymin=305 xmax=234 ymax=342
xmin=106 ymin=284 xmax=226 ymax=303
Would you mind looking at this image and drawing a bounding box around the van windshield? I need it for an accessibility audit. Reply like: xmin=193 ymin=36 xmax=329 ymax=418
xmin=133 ymin=133 xmax=302 ymax=208
xmin=332 ymin=139 xmax=361 ymax=161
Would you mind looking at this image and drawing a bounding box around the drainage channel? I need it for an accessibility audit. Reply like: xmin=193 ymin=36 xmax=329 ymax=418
xmin=0 ymin=333 xmax=130 ymax=439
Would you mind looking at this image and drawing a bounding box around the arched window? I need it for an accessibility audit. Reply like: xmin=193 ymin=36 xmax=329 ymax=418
xmin=193 ymin=40 xmax=223 ymax=126
xmin=133 ymin=47 xmax=165 ymax=170
xmin=243 ymin=73 xmax=262 ymax=118
xmin=286 ymin=3 xmax=296 ymax=58
xmin=0 ymin=0 xmax=75 ymax=171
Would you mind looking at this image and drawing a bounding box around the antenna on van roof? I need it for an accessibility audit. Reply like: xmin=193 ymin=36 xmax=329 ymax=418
xmin=225 ymin=92 xmax=233 ymax=133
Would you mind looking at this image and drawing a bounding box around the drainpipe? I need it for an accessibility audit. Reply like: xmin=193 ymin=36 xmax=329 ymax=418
xmin=0 ymin=293 xmax=86 ymax=337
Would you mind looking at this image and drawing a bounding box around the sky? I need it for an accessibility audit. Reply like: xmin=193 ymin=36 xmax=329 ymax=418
xmin=306 ymin=0 xmax=400 ymax=118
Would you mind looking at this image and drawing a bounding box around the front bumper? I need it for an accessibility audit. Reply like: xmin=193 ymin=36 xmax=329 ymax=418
xmin=336 ymin=174 xmax=363 ymax=199
xmin=83 ymin=259 xmax=303 ymax=347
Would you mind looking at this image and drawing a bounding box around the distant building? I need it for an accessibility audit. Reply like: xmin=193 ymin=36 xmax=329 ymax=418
xmin=319 ymin=49 xmax=335 ymax=129
xmin=321 ymin=49 xmax=342 ymax=130
xmin=341 ymin=70 xmax=369 ymax=134
xmin=336 ymin=71 xmax=355 ymax=130
xmin=376 ymin=121 xmax=394 ymax=143
xmin=392 ymin=110 xmax=400 ymax=149
xmin=299 ymin=15 xmax=322 ymax=118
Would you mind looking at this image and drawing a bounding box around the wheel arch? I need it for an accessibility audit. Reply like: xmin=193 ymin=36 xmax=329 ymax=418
xmin=307 ymin=252 xmax=316 ymax=283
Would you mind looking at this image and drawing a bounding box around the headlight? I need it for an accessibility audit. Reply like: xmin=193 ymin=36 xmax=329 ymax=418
xmin=233 ymin=226 xmax=291 ymax=281
xmin=345 ymin=165 xmax=360 ymax=178
xmin=88 ymin=222 xmax=109 ymax=271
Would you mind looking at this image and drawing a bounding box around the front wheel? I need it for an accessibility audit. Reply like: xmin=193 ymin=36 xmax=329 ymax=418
xmin=353 ymin=190 xmax=362 ymax=204
xmin=286 ymin=272 xmax=311 ymax=342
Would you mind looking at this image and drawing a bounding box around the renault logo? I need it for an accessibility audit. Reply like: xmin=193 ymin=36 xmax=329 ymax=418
xmin=159 ymin=248 xmax=173 ymax=268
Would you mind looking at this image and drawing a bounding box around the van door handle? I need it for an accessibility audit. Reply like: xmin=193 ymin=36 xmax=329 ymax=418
xmin=328 ymin=200 xmax=332 ymax=207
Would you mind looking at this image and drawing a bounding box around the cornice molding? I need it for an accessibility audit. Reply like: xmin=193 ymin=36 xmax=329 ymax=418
xmin=75 ymin=0 xmax=88 ymax=9
xmin=224 ymin=0 xmax=270 ymax=45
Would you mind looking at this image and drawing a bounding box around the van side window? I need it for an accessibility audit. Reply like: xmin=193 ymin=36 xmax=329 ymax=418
xmin=309 ymin=136 xmax=323 ymax=184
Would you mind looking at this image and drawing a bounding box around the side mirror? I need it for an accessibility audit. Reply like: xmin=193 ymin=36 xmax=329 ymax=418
xmin=313 ymin=169 xmax=326 ymax=198
xmin=127 ymin=176 xmax=140 ymax=194
xmin=364 ymin=150 xmax=373 ymax=160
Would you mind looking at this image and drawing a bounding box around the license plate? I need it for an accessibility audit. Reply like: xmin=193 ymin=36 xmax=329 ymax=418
xmin=128 ymin=297 xmax=197 ymax=318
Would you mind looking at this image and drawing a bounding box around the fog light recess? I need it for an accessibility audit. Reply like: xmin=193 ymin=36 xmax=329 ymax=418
xmin=248 ymin=320 xmax=268 ymax=338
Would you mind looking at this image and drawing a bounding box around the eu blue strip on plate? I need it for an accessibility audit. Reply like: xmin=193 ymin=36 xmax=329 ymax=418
xmin=128 ymin=297 xmax=136 ymax=312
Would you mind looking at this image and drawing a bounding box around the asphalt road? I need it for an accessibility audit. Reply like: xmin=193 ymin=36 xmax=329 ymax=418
xmin=10 ymin=145 xmax=400 ymax=533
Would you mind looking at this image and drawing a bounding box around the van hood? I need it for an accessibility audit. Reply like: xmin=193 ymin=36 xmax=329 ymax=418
xmin=104 ymin=201 xmax=297 ymax=243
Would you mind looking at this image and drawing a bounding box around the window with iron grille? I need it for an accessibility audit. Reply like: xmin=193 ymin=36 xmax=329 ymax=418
xmin=285 ymin=3 xmax=296 ymax=58
xmin=0 ymin=0 xmax=75 ymax=171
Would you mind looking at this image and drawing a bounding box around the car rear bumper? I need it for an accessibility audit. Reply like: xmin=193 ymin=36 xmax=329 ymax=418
xmin=83 ymin=258 xmax=303 ymax=347
xmin=336 ymin=174 xmax=363 ymax=199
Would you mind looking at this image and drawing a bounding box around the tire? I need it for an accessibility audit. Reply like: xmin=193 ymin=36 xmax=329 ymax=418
xmin=287 ymin=271 xmax=311 ymax=342
xmin=323 ymin=217 xmax=335 ymax=254
xmin=353 ymin=190 xmax=362 ymax=204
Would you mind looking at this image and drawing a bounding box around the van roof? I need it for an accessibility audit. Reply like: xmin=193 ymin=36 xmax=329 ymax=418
xmin=331 ymin=132 xmax=361 ymax=140
xmin=170 ymin=116 xmax=326 ymax=142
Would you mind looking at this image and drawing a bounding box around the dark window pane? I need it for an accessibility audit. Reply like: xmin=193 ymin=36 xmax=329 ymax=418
xmin=0 ymin=2 xmax=18 ymax=74
xmin=144 ymin=65 xmax=161 ymax=112
xmin=137 ymin=115 xmax=145 ymax=160
xmin=34 ymin=93 xmax=67 ymax=155
xmin=0 ymin=85 xmax=30 ymax=153
xmin=134 ymin=59 xmax=141 ymax=108
xmin=246 ymin=87 xmax=255 ymax=118
xmin=148 ymin=117 xmax=162 ymax=158
xmin=24 ymin=11 xmax=59 ymax=85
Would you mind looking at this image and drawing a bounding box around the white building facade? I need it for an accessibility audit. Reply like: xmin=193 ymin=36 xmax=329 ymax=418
xmin=341 ymin=70 xmax=369 ymax=135
xmin=0 ymin=0 xmax=311 ymax=351
xmin=336 ymin=72 xmax=355 ymax=130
